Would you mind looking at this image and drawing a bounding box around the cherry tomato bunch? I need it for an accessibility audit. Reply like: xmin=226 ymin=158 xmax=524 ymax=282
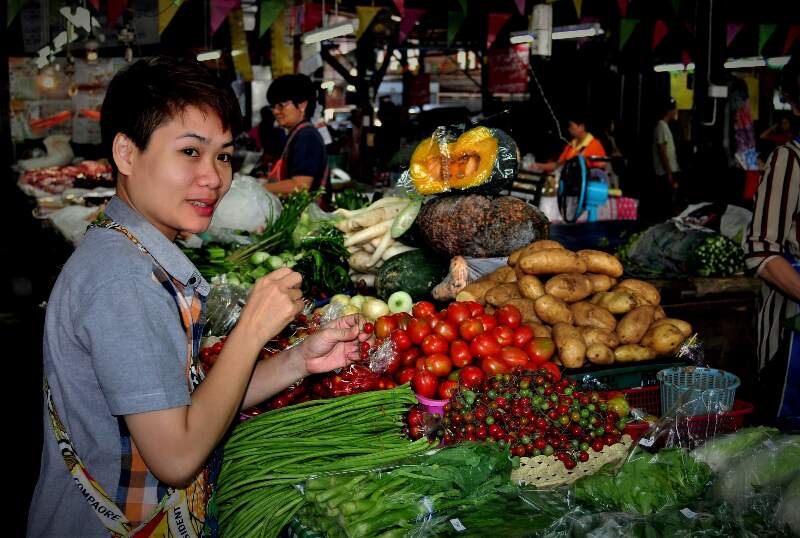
xmin=371 ymin=301 xmax=561 ymax=401
xmin=439 ymin=369 xmax=629 ymax=470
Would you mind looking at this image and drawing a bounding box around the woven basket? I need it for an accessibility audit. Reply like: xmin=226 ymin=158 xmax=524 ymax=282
xmin=511 ymin=435 xmax=634 ymax=489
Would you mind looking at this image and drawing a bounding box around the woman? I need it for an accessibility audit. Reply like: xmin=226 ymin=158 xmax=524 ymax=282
xmin=27 ymin=57 xmax=366 ymax=537
xmin=264 ymin=74 xmax=331 ymax=206
xmin=743 ymin=51 xmax=800 ymax=429
xmin=532 ymin=113 xmax=607 ymax=173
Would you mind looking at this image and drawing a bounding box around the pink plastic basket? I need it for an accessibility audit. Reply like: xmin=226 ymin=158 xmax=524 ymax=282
xmin=416 ymin=393 xmax=449 ymax=416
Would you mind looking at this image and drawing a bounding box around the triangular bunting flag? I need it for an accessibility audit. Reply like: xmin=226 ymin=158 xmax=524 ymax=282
xmin=458 ymin=0 xmax=468 ymax=15
xmin=211 ymin=0 xmax=240 ymax=35
xmin=682 ymin=49 xmax=692 ymax=65
xmin=448 ymin=10 xmax=464 ymax=46
xmin=159 ymin=0 xmax=185 ymax=34
xmin=619 ymin=19 xmax=639 ymax=50
xmin=88 ymin=0 xmax=100 ymax=10
xmin=487 ymin=12 xmax=512 ymax=50
xmin=671 ymin=0 xmax=680 ymax=13
xmin=356 ymin=6 xmax=382 ymax=40
xmin=260 ymin=0 xmax=285 ymax=37
xmin=229 ymin=8 xmax=253 ymax=81
xmin=573 ymin=0 xmax=582 ymax=18
xmin=7 ymin=0 xmax=26 ymax=27
xmin=393 ymin=0 xmax=404 ymax=17
xmin=785 ymin=24 xmax=800 ymax=54
xmin=759 ymin=24 xmax=777 ymax=54
xmin=617 ymin=0 xmax=627 ymax=18
xmin=302 ymin=2 xmax=322 ymax=33
xmin=107 ymin=0 xmax=128 ymax=26
xmin=652 ymin=20 xmax=668 ymax=50
xmin=726 ymin=22 xmax=743 ymax=47
xmin=398 ymin=8 xmax=425 ymax=43
xmin=515 ymin=0 xmax=525 ymax=16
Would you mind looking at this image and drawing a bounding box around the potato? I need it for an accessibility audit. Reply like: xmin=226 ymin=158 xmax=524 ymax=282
xmin=544 ymin=273 xmax=594 ymax=303
xmin=653 ymin=306 xmax=667 ymax=321
xmin=504 ymin=298 xmax=540 ymax=323
xmin=517 ymin=274 xmax=546 ymax=300
xmin=586 ymin=343 xmax=615 ymax=365
xmin=577 ymin=249 xmax=624 ymax=278
xmin=590 ymin=291 xmax=638 ymax=314
xmin=614 ymin=344 xmax=656 ymax=362
xmin=484 ymin=304 xmax=496 ymax=315
xmin=552 ymin=323 xmax=586 ymax=368
xmin=570 ymin=301 xmax=617 ymax=331
xmin=484 ymin=283 xmax=521 ymax=307
xmin=487 ymin=266 xmax=517 ymax=284
xmin=615 ymin=279 xmax=661 ymax=305
xmin=651 ymin=318 xmax=693 ymax=339
xmin=456 ymin=280 xmax=496 ymax=304
xmin=520 ymin=249 xmax=587 ymax=275
xmin=534 ymin=295 xmax=574 ymax=325
xmin=579 ymin=327 xmax=620 ymax=349
xmin=616 ymin=305 xmax=656 ymax=344
xmin=641 ymin=324 xmax=684 ymax=356
xmin=586 ymin=273 xmax=618 ymax=293
xmin=508 ymin=247 xmax=526 ymax=266
xmin=527 ymin=322 xmax=552 ymax=338
xmin=527 ymin=239 xmax=565 ymax=251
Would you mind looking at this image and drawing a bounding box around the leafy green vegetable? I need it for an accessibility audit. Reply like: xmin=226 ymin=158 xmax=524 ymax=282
xmin=692 ymin=427 xmax=780 ymax=473
xmin=332 ymin=187 xmax=371 ymax=211
xmin=574 ymin=448 xmax=712 ymax=515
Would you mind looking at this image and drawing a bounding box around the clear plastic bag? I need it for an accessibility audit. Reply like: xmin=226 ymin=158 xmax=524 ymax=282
xmin=209 ymin=173 xmax=281 ymax=233
xmin=291 ymin=203 xmax=341 ymax=247
xmin=204 ymin=281 xmax=249 ymax=337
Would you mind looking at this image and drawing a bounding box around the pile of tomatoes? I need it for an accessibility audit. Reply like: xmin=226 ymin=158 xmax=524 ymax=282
xmin=439 ymin=369 xmax=629 ymax=469
xmin=364 ymin=301 xmax=560 ymax=401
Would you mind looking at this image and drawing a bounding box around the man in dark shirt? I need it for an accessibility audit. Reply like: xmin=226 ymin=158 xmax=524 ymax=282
xmin=264 ymin=74 xmax=330 ymax=204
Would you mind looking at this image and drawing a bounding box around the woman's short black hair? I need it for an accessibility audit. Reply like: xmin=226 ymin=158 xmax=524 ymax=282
xmin=267 ymin=74 xmax=317 ymax=119
xmin=780 ymin=50 xmax=799 ymax=109
xmin=566 ymin=112 xmax=588 ymax=127
xmin=100 ymin=56 xmax=242 ymax=175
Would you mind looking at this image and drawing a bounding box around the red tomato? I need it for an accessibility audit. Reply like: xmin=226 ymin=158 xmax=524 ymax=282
xmin=383 ymin=351 xmax=402 ymax=375
xmin=396 ymin=367 xmax=416 ymax=385
xmin=458 ymin=319 xmax=484 ymax=342
xmin=463 ymin=301 xmax=485 ymax=318
xmin=493 ymin=325 xmax=514 ymax=346
xmin=459 ymin=365 xmax=486 ymax=388
xmin=407 ymin=318 xmax=432 ymax=345
xmin=433 ymin=320 xmax=458 ymax=342
xmin=512 ymin=325 xmax=535 ymax=348
xmin=495 ymin=305 xmax=522 ymax=329
xmin=421 ymin=334 xmax=449 ymax=355
xmin=413 ymin=370 xmax=439 ymax=398
xmin=392 ymin=312 xmax=411 ymax=330
xmin=481 ymin=356 xmax=511 ymax=377
xmin=446 ymin=302 xmax=471 ymax=325
xmin=477 ymin=314 xmax=497 ymax=333
xmin=540 ymin=361 xmax=562 ymax=381
xmin=470 ymin=333 xmax=502 ymax=359
xmin=415 ymin=356 xmax=428 ymax=371
xmin=391 ymin=329 xmax=412 ymax=352
xmin=400 ymin=347 xmax=421 ymax=368
xmin=425 ymin=353 xmax=453 ymax=377
xmin=501 ymin=346 xmax=530 ymax=368
xmin=375 ymin=316 xmax=397 ymax=339
xmin=438 ymin=380 xmax=458 ymax=400
xmin=412 ymin=301 xmax=436 ymax=319
xmin=449 ymin=339 xmax=473 ymax=368
xmin=525 ymin=337 xmax=556 ymax=365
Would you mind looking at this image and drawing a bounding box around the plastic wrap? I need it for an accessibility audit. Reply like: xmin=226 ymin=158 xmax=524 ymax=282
xmin=291 ymin=203 xmax=341 ymax=247
xmin=204 ymin=281 xmax=249 ymax=337
xmin=400 ymin=125 xmax=518 ymax=196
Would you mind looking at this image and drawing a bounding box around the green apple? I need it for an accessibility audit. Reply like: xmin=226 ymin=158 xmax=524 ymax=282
xmin=387 ymin=291 xmax=413 ymax=314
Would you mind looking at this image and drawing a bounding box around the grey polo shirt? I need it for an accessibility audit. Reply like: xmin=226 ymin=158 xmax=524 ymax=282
xmin=28 ymin=196 xmax=209 ymax=537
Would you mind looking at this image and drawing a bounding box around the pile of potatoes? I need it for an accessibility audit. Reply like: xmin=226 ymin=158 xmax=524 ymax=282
xmin=455 ymin=240 xmax=693 ymax=369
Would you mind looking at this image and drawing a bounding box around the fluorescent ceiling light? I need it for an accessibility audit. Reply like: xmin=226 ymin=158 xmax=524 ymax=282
xmin=510 ymin=31 xmax=534 ymax=44
xmin=724 ymin=57 xmax=766 ymax=69
xmin=653 ymin=62 xmax=695 ymax=72
xmin=197 ymin=50 xmax=222 ymax=61
xmin=767 ymin=56 xmax=790 ymax=67
xmin=302 ymin=21 xmax=355 ymax=44
xmin=552 ymin=23 xmax=604 ymax=40
xmin=346 ymin=84 xmax=356 ymax=92
xmin=390 ymin=15 xmax=402 ymax=22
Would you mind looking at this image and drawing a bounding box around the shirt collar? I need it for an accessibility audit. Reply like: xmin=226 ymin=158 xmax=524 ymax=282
xmin=571 ymin=133 xmax=595 ymax=150
xmin=104 ymin=196 xmax=210 ymax=296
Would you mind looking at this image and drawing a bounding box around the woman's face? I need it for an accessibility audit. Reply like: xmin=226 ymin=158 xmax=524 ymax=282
xmin=568 ymin=121 xmax=586 ymax=139
xmin=273 ymin=100 xmax=306 ymax=129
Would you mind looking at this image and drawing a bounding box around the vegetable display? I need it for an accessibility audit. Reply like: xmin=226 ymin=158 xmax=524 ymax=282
xmin=375 ymin=249 xmax=449 ymax=302
xmin=214 ymin=386 xmax=431 ymax=538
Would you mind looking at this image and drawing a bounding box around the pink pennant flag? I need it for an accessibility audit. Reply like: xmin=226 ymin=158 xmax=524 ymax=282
xmin=726 ymin=22 xmax=743 ymax=47
xmin=303 ymin=2 xmax=322 ymax=33
xmin=682 ymin=49 xmax=692 ymax=65
xmin=785 ymin=24 xmax=800 ymax=54
xmin=88 ymin=0 xmax=100 ymax=11
xmin=393 ymin=0 xmax=405 ymax=17
xmin=398 ymin=8 xmax=425 ymax=43
xmin=515 ymin=0 xmax=525 ymax=16
xmin=107 ymin=0 xmax=129 ymax=26
xmin=652 ymin=20 xmax=668 ymax=50
xmin=617 ymin=0 xmax=628 ymax=17
xmin=487 ymin=12 xmax=512 ymax=50
xmin=211 ymin=0 xmax=240 ymax=35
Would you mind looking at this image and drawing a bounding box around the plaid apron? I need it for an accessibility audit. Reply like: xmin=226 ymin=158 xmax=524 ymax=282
xmin=44 ymin=218 xmax=219 ymax=537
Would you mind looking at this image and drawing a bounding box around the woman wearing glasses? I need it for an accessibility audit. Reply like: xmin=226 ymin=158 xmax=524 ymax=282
xmin=263 ymin=74 xmax=331 ymax=207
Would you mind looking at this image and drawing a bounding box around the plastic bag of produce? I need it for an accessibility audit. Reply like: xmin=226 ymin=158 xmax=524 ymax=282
xmin=209 ymin=173 xmax=281 ymax=233
xmin=291 ymin=202 xmax=340 ymax=247
xmin=204 ymin=281 xmax=249 ymax=336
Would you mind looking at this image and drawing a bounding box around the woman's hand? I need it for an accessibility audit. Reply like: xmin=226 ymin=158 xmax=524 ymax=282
xmin=294 ymin=314 xmax=371 ymax=376
xmin=236 ymin=268 xmax=305 ymax=345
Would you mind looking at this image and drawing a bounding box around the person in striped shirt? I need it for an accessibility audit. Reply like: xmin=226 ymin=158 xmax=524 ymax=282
xmin=743 ymin=50 xmax=800 ymax=427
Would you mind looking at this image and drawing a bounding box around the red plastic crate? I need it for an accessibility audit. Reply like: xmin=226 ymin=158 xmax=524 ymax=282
xmin=621 ymin=386 xmax=661 ymax=416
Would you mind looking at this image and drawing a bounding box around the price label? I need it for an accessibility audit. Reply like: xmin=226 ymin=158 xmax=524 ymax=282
xmin=450 ymin=519 xmax=467 ymax=532
xmin=680 ymin=508 xmax=697 ymax=519
xmin=639 ymin=436 xmax=655 ymax=447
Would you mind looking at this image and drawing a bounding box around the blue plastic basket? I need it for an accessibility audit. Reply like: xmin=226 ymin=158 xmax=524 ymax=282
xmin=656 ymin=367 xmax=740 ymax=416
